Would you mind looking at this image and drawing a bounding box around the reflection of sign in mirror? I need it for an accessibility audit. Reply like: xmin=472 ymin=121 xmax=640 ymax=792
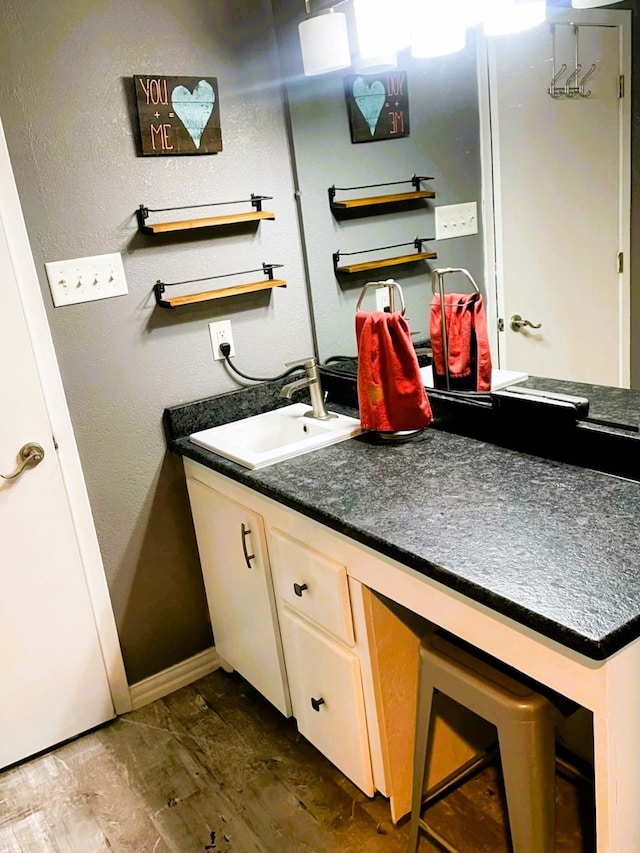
xmin=134 ymin=76 xmax=222 ymax=155
xmin=345 ymin=71 xmax=409 ymax=143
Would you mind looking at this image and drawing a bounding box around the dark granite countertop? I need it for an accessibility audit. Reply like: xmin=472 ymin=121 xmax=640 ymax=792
xmin=165 ymin=382 xmax=640 ymax=662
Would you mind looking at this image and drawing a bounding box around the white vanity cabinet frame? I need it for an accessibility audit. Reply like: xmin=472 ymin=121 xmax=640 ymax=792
xmin=183 ymin=458 xmax=638 ymax=849
xmin=184 ymin=459 xmax=387 ymax=797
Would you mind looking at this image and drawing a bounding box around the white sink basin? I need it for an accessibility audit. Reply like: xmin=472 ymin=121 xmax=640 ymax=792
xmin=189 ymin=403 xmax=362 ymax=469
xmin=419 ymin=365 xmax=529 ymax=392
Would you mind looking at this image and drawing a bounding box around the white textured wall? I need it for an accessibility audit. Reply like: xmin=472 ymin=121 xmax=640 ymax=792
xmin=0 ymin=0 xmax=314 ymax=682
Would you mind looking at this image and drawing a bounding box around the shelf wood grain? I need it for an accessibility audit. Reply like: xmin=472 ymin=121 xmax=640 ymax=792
xmin=141 ymin=210 xmax=276 ymax=234
xmin=331 ymin=190 xmax=435 ymax=210
xmin=158 ymin=278 xmax=286 ymax=308
xmin=335 ymin=251 xmax=437 ymax=275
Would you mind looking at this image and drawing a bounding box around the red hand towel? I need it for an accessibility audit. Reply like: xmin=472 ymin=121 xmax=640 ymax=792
xmin=430 ymin=293 xmax=492 ymax=392
xmin=355 ymin=310 xmax=433 ymax=432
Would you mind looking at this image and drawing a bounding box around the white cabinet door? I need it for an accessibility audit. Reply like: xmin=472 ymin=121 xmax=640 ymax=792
xmin=186 ymin=478 xmax=290 ymax=716
xmin=280 ymin=606 xmax=373 ymax=795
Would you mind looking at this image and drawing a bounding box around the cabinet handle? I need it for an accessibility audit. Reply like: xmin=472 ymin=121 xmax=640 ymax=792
xmin=310 ymin=696 xmax=325 ymax=712
xmin=293 ymin=582 xmax=308 ymax=597
xmin=240 ymin=523 xmax=255 ymax=569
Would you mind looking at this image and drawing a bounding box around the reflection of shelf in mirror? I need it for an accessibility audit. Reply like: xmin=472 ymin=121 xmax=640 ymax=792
xmin=331 ymin=191 xmax=435 ymax=210
xmin=335 ymin=252 xmax=437 ymax=274
xmin=154 ymin=264 xmax=285 ymax=309
xmin=333 ymin=238 xmax=436 ymax=275
xmin=329 ymin=175 xmax=435 ymax=212
xmin=137 ymin=195 xmax=275 ymax=234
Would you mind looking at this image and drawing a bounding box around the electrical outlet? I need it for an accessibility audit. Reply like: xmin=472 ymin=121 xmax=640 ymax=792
xmin=434 ymin=202 xmax=478 ymax=240
xmin=45 ymin=252 xmax=128 ymax=307
xmin=210 ymin=320 xmax=235 ymax=360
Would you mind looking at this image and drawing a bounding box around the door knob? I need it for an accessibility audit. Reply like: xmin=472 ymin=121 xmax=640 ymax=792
xmin=1 ymin=443 xmax=45 ymax=481
xmin=510 ymin=314 xmax=542 ymax=332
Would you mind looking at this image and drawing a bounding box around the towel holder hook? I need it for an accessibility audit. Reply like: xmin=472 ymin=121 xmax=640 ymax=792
xmin=356 ymin=279 xmax=406 ymax=315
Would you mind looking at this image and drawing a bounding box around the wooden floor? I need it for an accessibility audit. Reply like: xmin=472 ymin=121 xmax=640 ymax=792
xmin=0 ymin=669 xmax=595 ymax=852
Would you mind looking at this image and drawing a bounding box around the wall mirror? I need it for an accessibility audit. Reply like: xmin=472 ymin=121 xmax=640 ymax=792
xmin=272 ymin=1 xmax=639 ymax=431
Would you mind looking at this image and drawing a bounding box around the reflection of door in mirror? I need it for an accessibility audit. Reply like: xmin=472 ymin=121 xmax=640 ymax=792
xmin=484 ymin=8 xmax=630 ymax=387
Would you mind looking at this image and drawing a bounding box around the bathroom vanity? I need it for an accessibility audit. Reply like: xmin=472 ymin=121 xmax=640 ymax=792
xmin=165 ymin=380 xmax=640 ymax=849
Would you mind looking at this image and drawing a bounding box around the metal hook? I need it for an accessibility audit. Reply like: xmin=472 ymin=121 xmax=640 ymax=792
xmin=579 ymin=63 xmax=596 ymax=98
xmin=548 ymin=63 xmax=568 ymax=99
xmin=565 ymin=65 xmax=582 ymax=98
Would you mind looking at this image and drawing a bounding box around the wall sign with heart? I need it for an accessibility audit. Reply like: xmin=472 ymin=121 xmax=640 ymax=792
xmin=134 ymin=75 xmax=223 ymax=156
xmin=344 ymin=70 xmax=410 ymax=144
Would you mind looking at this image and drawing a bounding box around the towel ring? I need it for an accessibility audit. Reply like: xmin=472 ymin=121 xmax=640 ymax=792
xmin=356 ymin=279 xmax=406 ymax=315
xmin=431 ymin=267 xmax=480 ymax=296
xmin=431 ymin=268 xmax=481 ymax=393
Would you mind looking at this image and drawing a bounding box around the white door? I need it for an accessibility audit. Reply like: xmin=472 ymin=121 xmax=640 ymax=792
xmin=0 ymin=148 xmax=116 ymax=769
xmin=486 ymin=9 xmax=630 ymax=386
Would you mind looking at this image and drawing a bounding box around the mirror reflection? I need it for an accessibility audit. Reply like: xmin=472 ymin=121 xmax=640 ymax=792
xmin=272 ymin=3 xmax=637 ymax=426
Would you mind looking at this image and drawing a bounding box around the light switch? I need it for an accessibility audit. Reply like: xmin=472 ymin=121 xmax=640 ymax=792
xmin=45 ymin=252 xmax=128 ymax=307
xmin=435 ymin=202 xmax=478 ymax=240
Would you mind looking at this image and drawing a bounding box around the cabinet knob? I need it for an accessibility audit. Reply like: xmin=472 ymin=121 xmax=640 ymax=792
xmin=293 ymin=582 xmax=308 ymax=597
xmin=241 ymin=523 xmax=255 ymax=569
xmin=310 ymin=696 xmax=325 ymax=712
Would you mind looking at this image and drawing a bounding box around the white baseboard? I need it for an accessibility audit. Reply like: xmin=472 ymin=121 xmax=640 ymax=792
xmin=129 ymin=647 xmax=220 ymax=711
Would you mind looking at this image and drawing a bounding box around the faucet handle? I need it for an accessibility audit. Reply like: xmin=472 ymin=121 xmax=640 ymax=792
xmin=285 ymin=356 xmax=317 ymax=369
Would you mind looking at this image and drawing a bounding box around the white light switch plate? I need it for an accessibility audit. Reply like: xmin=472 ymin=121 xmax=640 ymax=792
xmin=435 ymin=202 xmax=478 ymax=240
xmin=45 ymin=252 xmax=128 ymax=307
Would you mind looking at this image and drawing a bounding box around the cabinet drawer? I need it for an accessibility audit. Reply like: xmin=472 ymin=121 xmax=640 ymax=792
xmin=269 ymin=528 xmax=355 ymax=645
xmin=280 ymin=606 xmax=373 ymax=795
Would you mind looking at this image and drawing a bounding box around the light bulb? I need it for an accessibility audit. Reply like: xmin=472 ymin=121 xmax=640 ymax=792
xmin=354 ymin=0 xmax=412 ymax=58
xmin=571 ymin=0 xmax=619 ymax=6
xmin=410 ymin=1 xmax=467 ymax=59
xmin=484 ymin=0 xmax=546 ymax=36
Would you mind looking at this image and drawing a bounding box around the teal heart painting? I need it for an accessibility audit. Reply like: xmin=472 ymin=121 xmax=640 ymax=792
xmin=171 ymin=80 xmax=215 ymax=150
xmin=352 ymin=77 xmax=386 ymax=137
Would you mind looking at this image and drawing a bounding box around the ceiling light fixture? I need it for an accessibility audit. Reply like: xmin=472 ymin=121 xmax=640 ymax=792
xmin=298 ymin=6 xmax=352 ymax=76
xmin=571 ymin=0 xmax=620 ymax=7
xmin=298 ymin=0 xmax=549 ymax=77
xmin=353 ymin=53 xmax=399 ymax=74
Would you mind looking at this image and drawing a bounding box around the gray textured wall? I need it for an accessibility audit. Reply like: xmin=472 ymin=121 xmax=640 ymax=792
xmin=0 ymin=0 xmax=314 ymax=683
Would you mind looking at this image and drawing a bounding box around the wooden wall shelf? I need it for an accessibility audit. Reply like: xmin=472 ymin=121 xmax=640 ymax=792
xmin=154 ymin=264 xmax=285 ymax=309
xmin=335 ymin=252 xmax=437 ymax=275
xmin=138 ymin=195 xmax=275 ymax=234
xmin=331 ymin=191 xmax=435 ymax=210
xmin=329 ymin=175 xmax=435 ymax=213
xmin=333 ymin=239 xmax=436 ymax=275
